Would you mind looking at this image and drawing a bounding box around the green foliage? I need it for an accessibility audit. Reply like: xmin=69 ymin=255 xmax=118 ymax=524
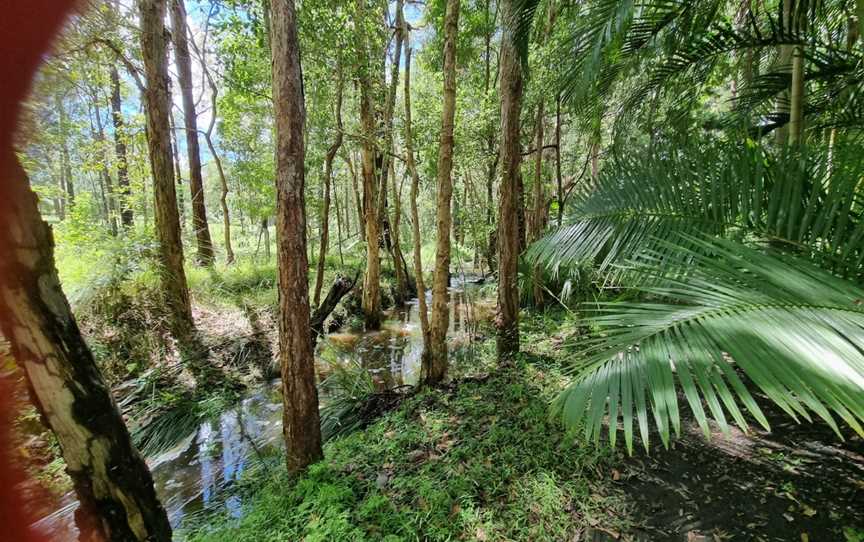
xmin=183 ymin=359 xmax=620 ymax=542
xmin=530 ymin=138 xmax=864 ymax=452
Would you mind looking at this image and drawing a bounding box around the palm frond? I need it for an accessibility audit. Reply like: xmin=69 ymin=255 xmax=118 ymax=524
xmin=527 ymin=141 xmax=864 ymax=281
xmin=553 ymin=236 xmax=864 ymax=453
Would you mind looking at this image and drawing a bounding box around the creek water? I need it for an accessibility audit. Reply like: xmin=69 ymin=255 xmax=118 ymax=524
xmin=32 ymin=275 xmax=492 ymax=540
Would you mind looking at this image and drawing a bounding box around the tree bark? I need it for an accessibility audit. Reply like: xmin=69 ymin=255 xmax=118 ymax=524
xmin=171 ymin=0 xmax=215 ymax=265
xmin=428 ymin=0 xmax=460 ymax=384
xmin=555 ymin=94 xmax=564 ymax=227
xmin=0 ymin=152 xmax=172 ymax=542
xmin=390 ymin=158 xmax=410 ymax=304
xmin=110 ymin=64 xmax=133 ymax=228
xmin=404 ymin=39 xmax=432 ymax=370
xmin=269 ymin=0 xmax=323 ymax=474
xmin=314 ymin=64 xmax=343 ymax=308
xmin=357 ymin=0 xmax=382 ymax=330
xmin=496 ymin=0 xmax=524 ymax=360
xmin=140 ymin=0 xmax=196 ymax=344
xmin=529 ymin=104 xmax=545 ymax=308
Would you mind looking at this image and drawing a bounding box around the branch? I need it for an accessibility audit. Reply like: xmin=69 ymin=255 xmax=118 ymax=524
xmin=90 ymin=38 xmax=145 ymax=93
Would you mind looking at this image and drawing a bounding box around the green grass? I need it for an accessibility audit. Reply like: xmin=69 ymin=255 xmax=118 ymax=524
xmin=181 ymin=319 xmax=625 ymax=542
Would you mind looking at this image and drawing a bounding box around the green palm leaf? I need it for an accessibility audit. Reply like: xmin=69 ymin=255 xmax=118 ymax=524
xmin=527 ymin=141 xmax=864 ymax=281
xmin=553 ymin=236 xmax=864 ymax=453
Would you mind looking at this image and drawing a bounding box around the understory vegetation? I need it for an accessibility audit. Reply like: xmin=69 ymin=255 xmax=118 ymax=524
xmin=3 ymin=0 xmax=864 ymax=539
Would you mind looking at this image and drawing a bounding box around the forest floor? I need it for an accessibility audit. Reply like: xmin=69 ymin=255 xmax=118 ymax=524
xmin=180 ymin=312 xmax=864 ymax=542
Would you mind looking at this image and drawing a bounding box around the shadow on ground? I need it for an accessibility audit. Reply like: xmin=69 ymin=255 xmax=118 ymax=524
xmin=607 ymin=399 xmax=864 ymax=541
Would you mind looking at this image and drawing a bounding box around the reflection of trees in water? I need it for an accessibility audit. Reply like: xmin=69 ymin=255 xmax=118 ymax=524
xmin=316 ymin=285 xmax=489 ymax=390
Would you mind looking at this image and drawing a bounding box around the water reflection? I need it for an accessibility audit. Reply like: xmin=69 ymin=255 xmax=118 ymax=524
xmin=32 ymin=274 xmax=491 ymax=540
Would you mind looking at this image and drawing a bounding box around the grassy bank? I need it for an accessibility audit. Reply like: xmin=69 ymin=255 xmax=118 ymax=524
xmin=181 ymin=313 xmax=628 ymax=542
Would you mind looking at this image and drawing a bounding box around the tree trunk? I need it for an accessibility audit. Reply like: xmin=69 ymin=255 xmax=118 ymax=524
xmin=775 ymin=0 xmax=794 ymax=145
xmin=483 ymin=0 xmax=500 ymax=274
xmin=389 ymin=159 xmax=409 ymax=304
xmin=269 ymin=0 xmax=323 ymax=474
xmin=333 ymin=167 xmax=345 ymax=266
xmin=496 ymin=0 xmax=524 ymax=360
xmin=140 ymin=0 xmax=195 ymax=344
xmin=91 ymin=99 xmax=119 ymax=236
xmin=314 ymin=64 xmax=343 ymax=308
xmin=170 ymin=109 xmax=186 ymax=232
xmin=404 ymin=39 xmax=432 ymax=370
xmin=262 ymin=217 xmax=271 ymax=261
xmin=377 ymin=0 xmax=405 ymax=236
xmin=428 ymin=0 xmax=460 ymax=384
xmin=171 ymin=0 xmax=215 ymax=265
xmin=788 ymin=45 xmax=805 ymax=144
xmin=357 ymin=0 xmax=382 ymax=330
xmin=189 ymin=23 xmax=235 ymax=264
xmin=0 ymin=152 xmax=172 ymax=542
xmin=110 ymin=64 xmax=133 ymax=228
xmin=529 ymin=104 xmax=545 ymax=308
xmin=555 ymin=94 xmax=564 ymax=227
xmin=788 ymin=3 xmax=806 ymax=144
xmin=344 ymin=150 xmax=364 ymax=234
xmin=57 ymin=94 xmax=75 ymax=211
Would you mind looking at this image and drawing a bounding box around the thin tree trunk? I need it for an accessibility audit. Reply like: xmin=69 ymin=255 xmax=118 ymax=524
xmin=314 ymin=64 xmax=344 ymax=308
xmin=189 ymin=25 xmax=236 ymax=264
xmin=496 ymin=0 xmax=524 ymax=360
xmin=344 ymin=150 xmax=364 ymax=234
xmin=389 ymin=159 xmax=409 ymax=304
xmin=0 ymin=153 xmax=172 ymax=542
xmin=530 ymin=106 xmax=546 ymax=307
xmin=404 ymin=39 xmax=431 ymax=369
xmin=140 ymin=0 xmax=195 ymax=344
xmin=171 ymin=0 xmax=215 ymax=265
xmin=110 ymin=64 xmax=133 ymax=228
xmin=262 ymin=217 xmax=271 ymax=261
xmin=56 ymin=94 xmax=75 ymax=210
xmin=428 ymin=0 xmax=460 ymax=384
xmin=555 ymin=94 xmax=564 ymax=227
xmin=334 ymin=166 xmax=345 ymax=266
xmin=377 ymin=0 xmax=405 ymax=233
xmin=91 ymin=99 xmax=119 ymax=236
xmin=775 ymin=0 xmax=794 ymax=145
xmin=789 ymin=2 xmax=807 ymax=144
xmin=170 ymin=109 xmax=186 ymax=231
xmin=269 ymin=0 xmax=323 ymax=474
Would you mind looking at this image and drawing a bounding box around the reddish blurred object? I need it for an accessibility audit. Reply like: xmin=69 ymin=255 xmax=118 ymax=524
xmin=0 ymin=1 xmax=81 ymax=541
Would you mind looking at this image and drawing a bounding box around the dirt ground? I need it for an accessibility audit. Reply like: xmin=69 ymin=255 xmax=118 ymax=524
xmin=604 ymin=401 xmax=864 ymax=541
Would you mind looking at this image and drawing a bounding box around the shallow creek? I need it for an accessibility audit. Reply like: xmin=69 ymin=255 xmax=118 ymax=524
xmin=33 ymin=275 xmax=492 ymax=539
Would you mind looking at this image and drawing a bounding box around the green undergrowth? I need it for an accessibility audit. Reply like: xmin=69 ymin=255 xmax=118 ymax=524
xmin=181 ymin=317 xmax=626 ymax=542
